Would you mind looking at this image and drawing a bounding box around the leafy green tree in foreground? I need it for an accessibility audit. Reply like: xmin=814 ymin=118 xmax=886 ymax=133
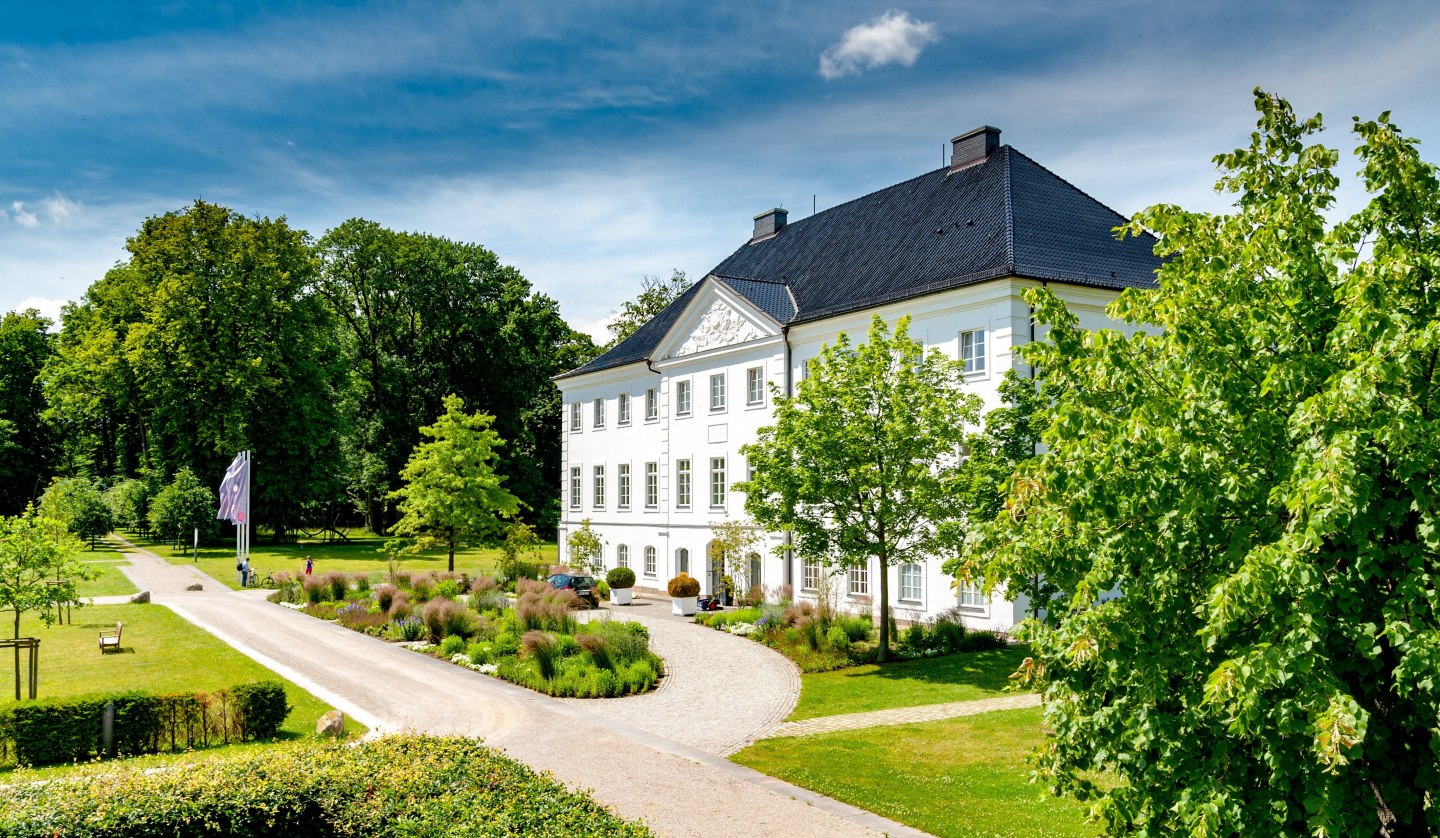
xmin=39 ymin=476 xmax=114 ymax=549
xmin=980 ymin=92 xmax=1440 ymax=834
xmin=0 ymin=506 xmax=90 ymax=698
xmin=0 ymin=309 xmax=55 ymax=515
xmin=390 ymin=395 xmax=520 ymax=573
xmin=741 ymin=316 xmax=980 ymax=661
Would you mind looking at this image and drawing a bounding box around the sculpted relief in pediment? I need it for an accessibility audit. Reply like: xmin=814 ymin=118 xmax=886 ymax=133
xmin=673 ymin=301 xmax=765 ymax=356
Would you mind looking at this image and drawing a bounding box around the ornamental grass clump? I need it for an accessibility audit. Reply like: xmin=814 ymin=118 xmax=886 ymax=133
xmin=387 ymin=590 xmax=413 ymax=620
xmin=522 ymin=630 xmax=560 ymax=680
xmin=410 ymin=573 xmax=436 ymax=602
xmin=324 ymin=571 xmax=349 ymax=602
xmin=422 ymin=597 xmax=471 ymax=643
xmin=374 ymin=583 xmax=399 ymax=612
xmin=576 ymin=634 xmax=612 ymax=671
xmin=303 ymin=575 xmax=328 ymax=605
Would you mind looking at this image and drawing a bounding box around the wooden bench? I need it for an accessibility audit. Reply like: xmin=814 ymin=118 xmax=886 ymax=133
xmin=99 ymin=622 xmax=123 ymax=653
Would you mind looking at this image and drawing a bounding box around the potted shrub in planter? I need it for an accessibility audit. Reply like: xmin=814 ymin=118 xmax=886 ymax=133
xmin=607 ymin=567 xmax=637 ymax=606
xmin=668 ymin=572 xmax=700 ymax=616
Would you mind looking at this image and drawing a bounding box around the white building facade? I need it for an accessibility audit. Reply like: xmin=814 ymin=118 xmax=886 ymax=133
xmin=556 ymin=127 xmax=1160 ymax=632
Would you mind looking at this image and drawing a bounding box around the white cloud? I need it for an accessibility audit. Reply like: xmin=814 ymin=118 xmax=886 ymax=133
xmin=9 ymin=202 xmax=38 ymax=228
xmin=39 ymin=193 xmax=79 ymax=224
xmin=819 ymin=10 xmax=939 ymax=80
xmin=15 ymin=296 xmax=64 ymax=325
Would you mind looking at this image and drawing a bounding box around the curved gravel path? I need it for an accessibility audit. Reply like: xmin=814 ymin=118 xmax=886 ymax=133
xmin=565 ymin=607 xmax=800 ymax=755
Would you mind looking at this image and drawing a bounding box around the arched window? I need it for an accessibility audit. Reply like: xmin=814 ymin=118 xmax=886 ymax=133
xmin=677 ymin=547 xmax=690 ymax=575
xmin=644 ymin=546 xmax=656 ymax=576
xmin=747 ymin=552 xmax=762 ymax=589
xmin=617 ymin=544 xmax=629 ymax=568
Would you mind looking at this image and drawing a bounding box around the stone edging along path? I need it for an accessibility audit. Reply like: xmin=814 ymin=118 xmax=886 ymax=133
xmin=100 ymin=537 xmax=930 ymax=838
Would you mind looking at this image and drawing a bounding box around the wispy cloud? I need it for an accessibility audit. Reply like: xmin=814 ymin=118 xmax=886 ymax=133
xmin=8 ymin=202 xmax=38 ymax=228
xmin=819 ymin=11 xmax=939 ymax=80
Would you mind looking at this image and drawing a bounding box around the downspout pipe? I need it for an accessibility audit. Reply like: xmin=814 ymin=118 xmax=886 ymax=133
xmin=782 ymin=324 xmax=795 ymax=589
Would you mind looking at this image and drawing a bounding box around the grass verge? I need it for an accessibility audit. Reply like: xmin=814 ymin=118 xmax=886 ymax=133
xmin=732 ymin=707 xmax=1095 ymax=838
xmin=121 ymin=530 xmax=552 ymax=591
xmin=0 ymin=602 xmax=362 ymax=777
xmin=789 ymin=644 xmax=1032 ymax=721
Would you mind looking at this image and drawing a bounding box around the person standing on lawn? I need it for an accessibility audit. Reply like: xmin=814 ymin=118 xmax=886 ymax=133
xmin=305 ymin=556 xmax=313 ymax=576
xmin=239 ymin=556 xmax=250 ymax=587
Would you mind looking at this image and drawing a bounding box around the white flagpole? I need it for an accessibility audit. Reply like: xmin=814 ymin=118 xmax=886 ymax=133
xmin=243 ymin=450 xmax=251 ymax=564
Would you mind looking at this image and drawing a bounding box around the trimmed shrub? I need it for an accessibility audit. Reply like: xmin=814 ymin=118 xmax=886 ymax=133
xmin=606 ymin=567 xmax=636 ymax=589
xmin=229 ymin=681 xmax=290 ymax=739
xmin=0 ymin=736 xmax=652 ymax=837
xmin=436 ymin=578 xmax=463 ymax=600
xmin=466 ymin=642 xmax=491 ymax=666
xmin=440 ymin=635 xmax=466 ymax=657
xmin=667 ymin=573 xmax=700 ymax=598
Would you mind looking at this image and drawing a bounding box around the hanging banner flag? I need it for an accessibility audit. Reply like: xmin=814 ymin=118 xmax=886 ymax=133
xmin=216 ymin=453 xmax=249 ymax=524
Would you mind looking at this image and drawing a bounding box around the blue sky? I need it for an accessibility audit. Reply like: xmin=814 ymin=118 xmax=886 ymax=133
xmin=3 ymin=0 xmax=1438 ymax=339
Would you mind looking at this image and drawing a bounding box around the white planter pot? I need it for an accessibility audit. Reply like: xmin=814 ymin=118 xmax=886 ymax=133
xmin=672 ymin=595 xmax=698 ymax=617
xmin=610 ymin=587 xmax=633 ymax=606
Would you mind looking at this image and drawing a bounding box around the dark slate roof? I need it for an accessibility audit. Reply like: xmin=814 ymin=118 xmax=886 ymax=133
xmin=560 ymin=145 xmax=1160 ymax=379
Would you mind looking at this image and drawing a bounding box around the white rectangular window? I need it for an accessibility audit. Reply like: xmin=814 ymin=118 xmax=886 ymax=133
xmin=802 ymin=560 xmax=820 ymax=592
xmin=645 ymin=388 xmax=658 ymax=420
xmin=617 ymin=544 xmax=629 ymax=568
xmin=709 ymin=457 xmax=726 ymax=507
xmin=592 ymin=465 xmax=605 ymax=508
xmin=958 ymin=575 xmax=986 ymax=608
xmin=900 ymin=564 xmax=923 ymax=602
xmin=960 ymin=328 xmax=987 ymax=374
xmin=618 ymin=393 xmax=631 ymax=425
xmin=644 ymin=462 xmax=658 ymax=508
xmin=676 ymin=380 xmax=691 ymax=415
xmin=617 ymin=464 xmax=631 ymax=508
xmin=593 ymin=398 xmax=606 ymax=428
xmin=570 ymin=403 xmax=581 ymax=432
xmin=709 ymin=373 xmax=726 ymax=411
xmin=569 ymin=467 xmax=581 ymax=509
xmin=644 ymin=546 xmax=657 ymax=576
xmin=746 ymin=366 xmax=764 ymax=405
xmin=848 ymin=564 xmax=869 ymax=596
xmin=676 ymin=459 xmax=691 ymax=507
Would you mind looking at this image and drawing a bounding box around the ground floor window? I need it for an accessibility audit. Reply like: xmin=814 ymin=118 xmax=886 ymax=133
xmin=617 ymin=544 xmax=629 ymax=568
xmin=677 ymin=547 xmax=689 ymax=575
xmin=848 ymin=564 xmax=869 ymax=596
xmin=747 ymin=553 xmax=762 ymax=589
xmin=801 ymin=559 xmax=820 ymax=591
xmin=900 ymin=563 xmax=923 ymax=602
xmin=957 ymin=575 xmax=986 ymax=608
xmin=644 ymin=546 xmax=657 ymax=576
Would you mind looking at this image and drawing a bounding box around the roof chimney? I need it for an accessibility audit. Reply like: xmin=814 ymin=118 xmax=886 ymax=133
xmin=949 ymin=126 xmax=1001 ymax=171
xmin=752 ymin=207 xmax=788 ymax=242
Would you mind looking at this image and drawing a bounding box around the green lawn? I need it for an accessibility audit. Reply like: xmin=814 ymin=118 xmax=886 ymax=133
xmin=733 ymin=707 xmax=1096 ymax=838
xmin=0 ymin=602 xmax=362 ymax=777
xmin=121 ymin=530 xmax=554 ymax=591
xmin=63 ymin=541 xmax=138 ymax=599
xmin=789 ymin=645 xmax=1033 ymax=721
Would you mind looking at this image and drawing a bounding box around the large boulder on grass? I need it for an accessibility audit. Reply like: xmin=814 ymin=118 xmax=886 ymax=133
xmin=129 ymin=590 xmax=151 ymax=604
xmin=316 ymin=710 xmax=346 ymax=738
xmin=185 ymin=583 xmax=203 ymax=591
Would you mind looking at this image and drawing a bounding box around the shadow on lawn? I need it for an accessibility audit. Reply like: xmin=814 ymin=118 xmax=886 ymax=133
xmin=839 ymin=646 xmax=1030 ymax=692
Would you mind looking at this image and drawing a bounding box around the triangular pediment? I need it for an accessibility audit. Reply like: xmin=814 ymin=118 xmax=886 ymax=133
xmin=654 ymin=277 xmax=780 ymax=362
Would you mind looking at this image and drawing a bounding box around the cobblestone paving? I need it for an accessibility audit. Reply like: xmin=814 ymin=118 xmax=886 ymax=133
xmin=771 ymin=692 xmax=1041 ymax=738
xmin=563 ymin=606 xmax=801 ymax=756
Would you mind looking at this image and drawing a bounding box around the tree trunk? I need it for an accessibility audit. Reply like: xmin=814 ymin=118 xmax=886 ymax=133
xmin=448 ymin=526 xmax=455 ymax=573
xmin=877 ymin=546 xmax=890 ymax=663
xmin=13 ymin=609 xmax=20 ymax=701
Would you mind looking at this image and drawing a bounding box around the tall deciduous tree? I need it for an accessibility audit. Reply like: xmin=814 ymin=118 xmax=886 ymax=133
xmin=740 ymin=316 xmax=980 ymax=660
xmin=0 ymin=506 xmax=89 ymax=698
xmin=0 ymin=310 xmax=56 ymax=514
xmin=315 ymin=219 xmax=596 ymax=537
xmin=981 ymin=92 xmax=1440 ymax=835
xmin=390 ymin=395 xmax=520 ymax=572
xmin=38 ymin=477 xmax=113 ymax=549
xmin=147 ymin=467 xmax=216 ymax=547
xmin=605 ymin=270 xmax=691 ymax=347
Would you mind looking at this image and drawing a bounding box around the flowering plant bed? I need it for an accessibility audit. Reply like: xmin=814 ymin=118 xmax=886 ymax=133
xmin=270 ymin=571 xmax=662 ymax=698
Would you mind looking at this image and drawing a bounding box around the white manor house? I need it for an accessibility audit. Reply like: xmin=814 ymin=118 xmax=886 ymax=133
xmin=556 ymin=126 xmax=1160 ymax=632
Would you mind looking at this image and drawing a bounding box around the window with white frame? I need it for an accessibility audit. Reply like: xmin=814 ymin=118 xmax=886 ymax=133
xmin=617 ymin=464 xmax=631 ymax=508
xmin=617 ymin=544 xmax=629 ymax=568
xmin=746 ymin=366 xmax=764 ymax=405
xmin=644 ymin=546 xmax=657 ymax=576
xmin=957 ymin=574 xmax=986 ymax=608
xmin=675 ymin=459 xmax=691 ymax=507
xmin=900 ymin=563 xmax=924 ymax=601
xmin=645 ymin=388 xmax=658 ymax=420
xmin=848 ymin=563 xmax=869 ymax=596
xmin=676 ymin=547 xmax=689 ymax=574
xmin=593 ymin=398 xmax=606 ymax=428
xmin=801 ymin=560 xmax=820 ymax=591
xmin=592 ymin=465 xmax=605 ymax=508
xmin=644 ymin=462 xmax=658 ymax=508
xmin=618 ymin=393 xmax=631 ymax=425
xmin=960 ymin=328 xmax=987 ymax=374
xmin=709 ymin=457 xmax=726 ymax=507
xmin=709 ymin=373 xmax=726 ymax=411
xmin=569 ymin=403 xmax=581 ymax=431
xmin=569 ymin=467 xmax=581 ymax=509
xmin=675 ymin=380 xmax=691 ymax=415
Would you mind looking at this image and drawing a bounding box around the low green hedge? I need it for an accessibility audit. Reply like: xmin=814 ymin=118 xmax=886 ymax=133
xmin=0 ymin=735 xmax=652 ymax=837
xmin=0 ymin=681 xmax=291 ymax=767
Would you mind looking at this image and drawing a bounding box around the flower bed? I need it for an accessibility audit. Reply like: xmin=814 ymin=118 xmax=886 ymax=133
xmin=270 ymin=572 xmax=663 ymax=698
xmin=695 ymin=599 xmax=1007 ymax=673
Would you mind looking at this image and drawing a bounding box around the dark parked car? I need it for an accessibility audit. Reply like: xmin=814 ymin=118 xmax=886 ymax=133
xmin=547 ymin=573 xmax=599 ymax=607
